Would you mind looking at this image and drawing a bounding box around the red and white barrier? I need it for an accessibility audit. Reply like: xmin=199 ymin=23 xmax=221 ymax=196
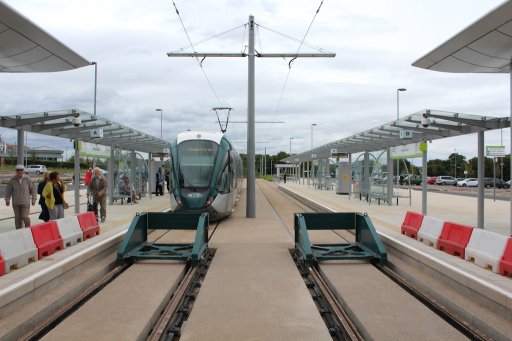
xmin=0 ymin=229 xmax=38 ymax=274
xmin=30 ymin=221 xmax=64 ymax=259
xmin=500 ymin=238 xmax=512 ymax=277
xmin=401 ymin=211 xmax=424 ymax=239
xmin=77 ymin=212 xmax=100 ymax=240
xmin=437 ymin=222 xmax=473 ymax=259
xmin=417 ymin=216 xmax=445 ymax=248
xmin=465 ymin=229 xmax=508 ymax=273
xmin=55 ymin=216 xmax=83 ymax=247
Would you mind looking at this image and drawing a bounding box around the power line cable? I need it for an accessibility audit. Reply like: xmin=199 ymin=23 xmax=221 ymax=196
xmin=172 ymin=24 xmax=246 ymax=53
xmin=269 ymin=0 xmax=327 ymax=127
xmin=171 ymin=0 xmax=223 ymax=106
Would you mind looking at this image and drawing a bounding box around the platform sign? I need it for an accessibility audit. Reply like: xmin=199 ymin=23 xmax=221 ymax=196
xmin=486 ymin=145 xmax=505 ymax=157
xmin=78 ymin=141 xmax=111 ymax=158
xmin=331 ymin=152 xmax=349 ymax=162
xmin=390 ymin=143 xmax=421 ymax=159
xmin=399 ymin=130 xmax=413 ymax=139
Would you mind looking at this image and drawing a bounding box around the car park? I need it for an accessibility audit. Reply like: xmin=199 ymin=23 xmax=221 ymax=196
xmin=457 ymin=178 xmax=478 ymax=187
xmin=483 ymin=178 xmax=507 ymax=189
xmin=426 ymin=177 xmax=437 ymax=184
xmin=435 ymin=176 xmax=457 ymax=186
xmin=24 ymin=164 xmax=47 ymax=175
xmin=403 ymin=174 xmax=422 ymax=185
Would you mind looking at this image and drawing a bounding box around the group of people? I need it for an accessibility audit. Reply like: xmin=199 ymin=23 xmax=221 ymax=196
xmin=4 ymin=165 xmax=109 ymax=229
xmin=5 ymin=165 xmax=68 ymax=229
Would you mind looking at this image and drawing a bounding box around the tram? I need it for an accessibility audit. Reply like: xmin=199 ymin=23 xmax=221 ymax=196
xmin=168 ymin=131 xmax=243 ymax=220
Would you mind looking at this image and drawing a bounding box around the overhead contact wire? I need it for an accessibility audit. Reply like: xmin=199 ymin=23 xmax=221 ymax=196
xmin=269 ymin=0 xmax=327 ymax=127
xmin=172 ymin=0 xmax=222 ymax=106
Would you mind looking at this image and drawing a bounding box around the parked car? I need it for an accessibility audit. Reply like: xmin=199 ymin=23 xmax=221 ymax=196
xmin=426 ymin=176 xmax=436 ymax=184
xmin=483 ymin=178 xmax=507 ymax=189
xmin=457 ymin=178 xmax=478 ymax=187
xmin=24 ymin=164 xmax=47 ymax=175
xmin=403 ymin=174 xmax=422 ymax=185
xmin=506 ymin=180 xmax=511 ymax=189
xmin=435 ymin=176 xmax=457 ymax=186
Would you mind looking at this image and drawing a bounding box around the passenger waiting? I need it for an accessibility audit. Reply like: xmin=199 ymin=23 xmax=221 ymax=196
xmin=119 ymin=175 xmax=138 ymax=204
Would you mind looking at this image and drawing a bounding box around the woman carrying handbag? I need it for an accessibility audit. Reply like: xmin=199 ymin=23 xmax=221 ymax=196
xmin=43 ymin=171 xmax=67 ymax=220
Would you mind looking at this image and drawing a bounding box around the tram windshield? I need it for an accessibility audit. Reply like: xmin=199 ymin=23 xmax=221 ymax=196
xmin=177 ymin=140 xmax=219 ymax=188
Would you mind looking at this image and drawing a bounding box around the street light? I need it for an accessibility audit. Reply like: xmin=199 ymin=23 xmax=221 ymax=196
xmin=309 ymin=124 xmax=317 ymax=186
xmin=156 ymin=109 xmax=163 ymax=139
xmin=311 ymin=123 xmax=317 ymax=150
xmin=92 ymin=62 xmax=97 ymax=116
xmin=396 ymin=88 xmax=407 ymax=184
xmin=454 ymin=148 xmax=457 ymax=179
xmin=289 ymin=137 xmax=294 ymax=155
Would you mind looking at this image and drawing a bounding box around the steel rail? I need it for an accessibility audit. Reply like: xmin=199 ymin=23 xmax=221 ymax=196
xmin=308 ymin=265 xmax=363 ymax=341
xmin=147 ymin=266 xmax=198 ymax=341
xmin=376 ymin=264 xmax=490 ymax=341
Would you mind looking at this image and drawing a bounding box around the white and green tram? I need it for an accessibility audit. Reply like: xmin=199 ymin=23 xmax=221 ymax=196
xmin=169 ymin=131 xmax=243 ymax=220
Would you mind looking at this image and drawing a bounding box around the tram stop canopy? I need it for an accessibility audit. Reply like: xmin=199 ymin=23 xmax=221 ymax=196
xmin=282 ymin=109 xmax=510 ymax=163
xmin=0 ymin=1 xmax=90 ymax=72
xmin=0 ymin=109 xmax=169 ymax=153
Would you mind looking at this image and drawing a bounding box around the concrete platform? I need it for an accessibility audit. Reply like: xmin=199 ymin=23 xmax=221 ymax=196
xmin=279 ymin=180 xmax=512 ymax=339
xmin=180 ymin=181 xmax=332 ymax=340
xmin=0 ymin=192 xmax=171 ymax=340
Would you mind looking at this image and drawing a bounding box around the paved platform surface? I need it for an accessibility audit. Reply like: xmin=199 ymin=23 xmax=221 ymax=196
xmin=180 ymin=180 xmax=332 ymax=340
xmin=281 ymin=179 xmax=510 ymax=236
xmin=280 ymin=180 xmax=512 ymax=303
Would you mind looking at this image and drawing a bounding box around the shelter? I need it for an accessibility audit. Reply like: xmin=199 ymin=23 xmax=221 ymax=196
xmin=281 ymin=109 xmax=510 ymax=230
xmin=412 ymin=0 xmax=512 ymax=235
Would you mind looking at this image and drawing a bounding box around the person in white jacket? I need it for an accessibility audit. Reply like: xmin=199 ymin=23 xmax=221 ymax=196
xmin=5 ymin=165 xmax=37 ymax=229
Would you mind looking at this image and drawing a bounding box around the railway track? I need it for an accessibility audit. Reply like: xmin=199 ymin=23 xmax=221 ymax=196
xmin=257 ymin=180 xmax=489 ymax=340
xmin=10 ymin=180 xmax=495 ymax=340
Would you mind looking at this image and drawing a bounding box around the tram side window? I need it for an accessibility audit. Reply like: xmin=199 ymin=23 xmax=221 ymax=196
xmin=216 ymin=152 xmax=231 ymax=193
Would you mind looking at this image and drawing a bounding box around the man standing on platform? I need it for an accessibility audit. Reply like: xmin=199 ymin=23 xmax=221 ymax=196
xmin=88 ymin=167 xmax=108 ymax=222
xmin=156 ymin=167 xmax=164 ymax=196
xmin=5 ymin=165 xmax=37 ymax=229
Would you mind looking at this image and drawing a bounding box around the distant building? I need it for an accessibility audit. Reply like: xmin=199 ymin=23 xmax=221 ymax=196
xmin=0 ymin=142 xmax=63 ymax=165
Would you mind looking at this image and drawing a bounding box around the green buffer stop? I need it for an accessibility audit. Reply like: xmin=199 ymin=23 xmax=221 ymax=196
xmin=294 ymin=212 xmax=387 ymax=266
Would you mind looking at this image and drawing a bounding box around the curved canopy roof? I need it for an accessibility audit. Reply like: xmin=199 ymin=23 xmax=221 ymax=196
xmin=0 ymin=109 xmax=169 ymax=153
xmin=412 ymin=1 xmax=512 ymax=73
xmin=281 ymin=109 xmax=510 ymax=163
xmin=0 ymin=1 xmax=90 ymax=72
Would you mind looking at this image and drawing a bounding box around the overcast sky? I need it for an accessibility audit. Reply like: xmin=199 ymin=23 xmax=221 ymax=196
xmin=0 ymin=0 xmax=509 ymax=162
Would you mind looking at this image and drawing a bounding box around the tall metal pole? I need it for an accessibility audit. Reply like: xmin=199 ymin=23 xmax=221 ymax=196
xmin=396 ymin=88 xmax=406 ymax=186
xmin=92 ymin=62 xmax=97 ymax=116
xmin=156 ymin=109 xmax=163 ymax=139
xmin=510 ymin=63 xmax=512 ymax=235
xmin=246 ymin=15 xmax=256 ymax=218
xmin=454 ymin=148 xmax=457 ymax=178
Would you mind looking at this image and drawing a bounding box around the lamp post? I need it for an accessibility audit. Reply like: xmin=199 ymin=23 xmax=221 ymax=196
xmin=396 ymin=88 xmax=407 ymax=184
xmin=289 ymin=137 xmax=294 ymax=155
xmin=92 ymin=62 xmax=97 ymax=116
xmin=309 ymin=124 xmax=316 ymax=186
xmin=156 ymin=109 xmax=163 ymax=139
xmin=454 ymin=148 xmax=457 ymax=179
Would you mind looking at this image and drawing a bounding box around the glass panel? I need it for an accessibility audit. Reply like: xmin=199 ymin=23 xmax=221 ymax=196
xmin=178 ymin=140 xmax=219 ymax=188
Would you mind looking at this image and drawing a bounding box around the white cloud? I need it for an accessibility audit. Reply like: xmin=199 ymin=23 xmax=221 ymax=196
xmin=0 ymin=0 xmax=508 ymax=161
